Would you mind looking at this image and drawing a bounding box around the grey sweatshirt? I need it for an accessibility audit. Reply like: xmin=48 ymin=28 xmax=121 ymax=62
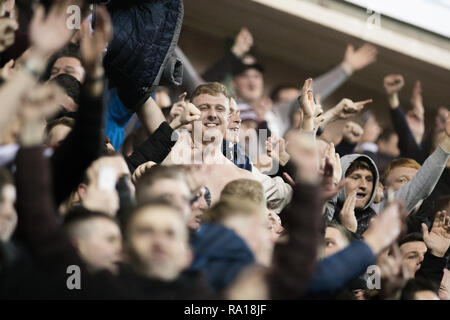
xmin=272 ymin=64 xmax=350 ymax=137
xmin=325 ymin=145 xmax=450 ymax=223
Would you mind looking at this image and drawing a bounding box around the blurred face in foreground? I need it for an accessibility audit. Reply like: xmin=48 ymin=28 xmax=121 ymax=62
xmin=141 ymin=178 xmax=191 ymax=221
xmin=73 ymin=218 xmax=122 ymax=275
xmin=125 ymin=205 xmax=192 ymax=281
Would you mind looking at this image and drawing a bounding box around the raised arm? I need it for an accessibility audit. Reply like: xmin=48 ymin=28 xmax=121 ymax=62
xmin=383 ymin=74 xmax=425 ymax=162
xmin=387 ymin=116 xmax=450 ymax=213
xmin=51 ymin=7 xmax=112 ymax=205
xmin=313 ymin=43 xmax=377 ymax=100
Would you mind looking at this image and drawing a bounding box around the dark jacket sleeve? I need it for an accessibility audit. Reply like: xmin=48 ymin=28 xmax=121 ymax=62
xmin=268 ymin=159 xmax=297 ymax=181
xmin=15 ymin=146 xmax=124 ymax=299
xmin=303 ymin=240 xmax=376 ymax=299
xmin=335 ymin=138 xmax=357 ymax=157
xmin=51 ymin=84 xmax=105 ymax=206
xmin=389 ymin=106 xmax=425 ymax=163
xmin=16 ymin=146 xmax=84 ymax=272
xmin=202 ymin=50 xmax=242 ymax=83
xmin=415 ymin=250 xmax=447 ymax=287
xmin=268 ymin=182 xmax=322 ymax=299
xmin=126 ymin=121 xmax=177 ymax=173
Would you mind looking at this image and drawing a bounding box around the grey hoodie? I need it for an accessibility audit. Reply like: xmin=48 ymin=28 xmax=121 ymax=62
xmin=325 ymin=146 xmax=450 ymax=234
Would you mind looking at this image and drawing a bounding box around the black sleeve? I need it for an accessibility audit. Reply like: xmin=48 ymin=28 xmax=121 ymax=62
xmin=335 ymin=138 xmax=356 ymax=157
xmin=126 ymin=121 xmax=177 ymax=173
xmin=268 ymin=182 xmax=322 ymax=299
xmin=389 ymin=106 xmax=423 ymax=163
xmin=50 ymin=82 xmax=105 ymax=206
xmin=415 ymin=250 xmax=447 ymax=287
xmin=269 ymin=159 xmax=297 ymax=181
xmin=202 ymin=50 xmax=242 ymax=83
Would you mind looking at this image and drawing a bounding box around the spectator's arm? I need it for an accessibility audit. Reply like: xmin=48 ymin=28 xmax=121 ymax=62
xmin=391 ymin=145 xmax=449 ymax=213
xmin=268 ymin=182 xmax=322 ymax=299
xmin=389 ymin=106 xmax=423 ymax=161
xmin=51 ymin=8 xmax=112 ymax=206
xmin=126 ymin=121 xmax=177 ymax=173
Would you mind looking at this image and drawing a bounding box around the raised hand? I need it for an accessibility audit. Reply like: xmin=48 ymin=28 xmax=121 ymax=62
xmin=289 ymin=132 xmax=320 ymax=184
xmin=299 ymin=78 xmax=319 ymax=131
xmin=132 ymin=161 xmax=157 ymax=184
xmin=0 ymin=58 xmax=14 ymax=80
xmin=342 ymin=121 xmax=364 ymax=145
xmin=340 ymin=190 xmax=357 ymax=233
xmin=335 ymin=98 xmax=372 ymax=119
xmin=342 ymin=43 xmax=378 ymax=74
xmin=231 ymin=27 xmax=253 ymax=58
xmin=169 ymin=92 xmax=201 ymax=130
xmin=422 ymin=210 xmax=450 ymax=258
xmin=383 ymin=74 xmax=404 ymax=109
xmin=80 ymin=6 xmax=112 ymax=74
xmin=384 ymin=74 xmax=404 ymax=95
xmin=0 ymin=17 xmax=18 ymax=52
xmin=299 ymin=78 xmax=315 ymax=118
xmin=29 ymin=2 xmax=78 ymax=56
xmin=320 ymin=157 xmax=346 ymax=202
xmin=19 ymin=82 xmax=66 ymax=146
xmin=266 ymin=136 xmax=290 ymax=166
xmin=20 ymin=82 xmax=65 ymax=121
xmin=410 ymin=81 xmax=424 ymax=111
xmin=364 ymin=202 xmax=406 ymax=255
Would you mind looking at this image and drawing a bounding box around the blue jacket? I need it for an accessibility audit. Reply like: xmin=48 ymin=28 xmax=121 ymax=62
xmin=104 ymin=0 xmax=184 ymax=111
xmin=189 ymin=223 xmax=255 ymax=293
xmin=222 ymin=140 xmax=253 ymax=172
xmin=303 ymin=241 xmax=376 ymax=299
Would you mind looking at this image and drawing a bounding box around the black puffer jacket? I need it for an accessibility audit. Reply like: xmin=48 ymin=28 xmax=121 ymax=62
xmin=104 ymin=0 xmax=184 ymax=111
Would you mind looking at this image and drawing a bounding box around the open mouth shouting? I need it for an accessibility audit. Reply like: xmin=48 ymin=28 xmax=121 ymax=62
xmin=356 ymin=192 xmax=367 ymax=199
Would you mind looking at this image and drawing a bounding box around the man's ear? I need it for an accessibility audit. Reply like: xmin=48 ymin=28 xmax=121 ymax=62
xmin=77 ymin=183 xmax=87 ymax=200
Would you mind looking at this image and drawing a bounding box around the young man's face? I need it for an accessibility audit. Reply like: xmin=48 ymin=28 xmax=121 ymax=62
xmin=344 ymin=168 xmax=374 ymax=209
xmin=50 ymin=57 xmax=86 ymax=83
xmin=400 ymin=241 xmax=427 ymax=277
xmin=192 ymin=93 xmax=230 ymax=145
xmin=125 ymin=206 xmax=191 ymax=281
xmin=324 ymin=227 xmax=350 ymax=257
xmin=75 ymin=218 xmax=122 ymax=275
xmin=232 ymin=69 xmax=264 ymax=103
xmin=226 ymin=98 xmax=241 ymax=144
xmin=0 ymin=184 xmax=17 ymax=242
xmin=385 ymin=166 xmax=418 ymax=191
